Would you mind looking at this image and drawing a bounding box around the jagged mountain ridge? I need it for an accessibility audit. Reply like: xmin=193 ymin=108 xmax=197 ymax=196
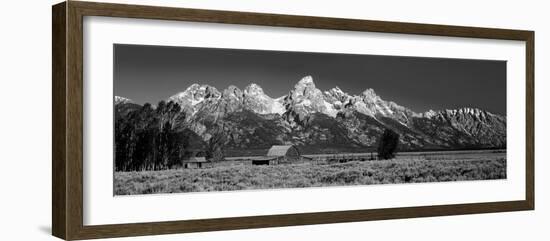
xmin=115 ymin=76 xmax=506 ymax=154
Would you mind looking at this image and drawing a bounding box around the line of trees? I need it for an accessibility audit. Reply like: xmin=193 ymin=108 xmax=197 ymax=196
xmin=115 ymin=101 xmax=190 ymax=171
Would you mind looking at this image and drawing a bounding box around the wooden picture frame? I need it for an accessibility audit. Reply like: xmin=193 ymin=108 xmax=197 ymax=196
xmin=52 ymin=1 xmax=534 ymax=240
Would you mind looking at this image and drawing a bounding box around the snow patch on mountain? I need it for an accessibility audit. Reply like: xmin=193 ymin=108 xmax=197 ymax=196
xmin=283 ymin=76 xmax=334 ymax=117
xmin=168 ymin=84 xmax=220 ymax=107
xmin=242 ymin=83 xmax=285 ymax=115
xmin=323 ymin=100 xmax=338 ymax=117
xmin=167 ymin=84 xmax=221 ymax=115
xmin=271 ymin=97 xmax=286 ymax=114
xmin=115 ymin=96 xmax=134 ymax=105
xmin=420 ymin=109 xmax=438 ymax=118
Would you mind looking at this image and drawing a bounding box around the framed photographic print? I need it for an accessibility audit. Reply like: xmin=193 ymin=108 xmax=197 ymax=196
xmin=52 ymin=1 xmax=534 ymax=240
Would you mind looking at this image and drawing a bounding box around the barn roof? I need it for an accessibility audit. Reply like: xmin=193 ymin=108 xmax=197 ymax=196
xmin=267 ymin=145 xmax=298 ymax=157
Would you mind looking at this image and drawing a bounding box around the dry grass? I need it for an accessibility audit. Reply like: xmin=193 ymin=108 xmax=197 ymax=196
xmin=114 ymin=157 xmax=506 ymax=195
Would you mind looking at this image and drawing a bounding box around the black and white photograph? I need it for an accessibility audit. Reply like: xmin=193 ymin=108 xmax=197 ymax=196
xmin=113 ymin=44 xmax=507 ymax=195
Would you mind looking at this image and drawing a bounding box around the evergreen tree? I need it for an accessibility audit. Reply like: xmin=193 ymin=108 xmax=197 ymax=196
xmin=377 ymin=128 xmax=400 ymax=160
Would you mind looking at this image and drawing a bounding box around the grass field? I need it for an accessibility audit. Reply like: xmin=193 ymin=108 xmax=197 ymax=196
xmin=114 ymin=154 xmax=506 ymax=195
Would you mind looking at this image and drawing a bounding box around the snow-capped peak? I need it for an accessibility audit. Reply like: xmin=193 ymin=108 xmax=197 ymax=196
xmin=445 ymin=107 xmax=479 ymax=115
xmin=283 ymin=76 xmax=336 ymax=117
xmin=421 ymin=107 xmax=499 ymax=122
xmin=422 ymin=109 xmax=438 ymax=118
xmin=223 ymin=85 xmax=243 ymax=100
xmin=331 ymin=86 xmax=344 ymax=94
xmin=444 ymin=107 xmax=489 ymax=119
xmin=297 ymin=75 xmax=314 ymax=85
xmin=341 ymin=87 xmax=418 ymax=124
xmin=115 ymin=96 xmax=133 ymax=105
xmin=244 ymin=83 xmax=265 ymax=96
xmin=292 ymin=75 xmax=321 ymax=95
xmin=241 ymin=83 xmax=285 ymax=115
xmin=325 ymin=87 xmax=344 ymax=97
xmin=293 ymin=76 xmax=317 ymax=95
xmin=167 ymin=84 xmax=221 ymax=111
xmin=324 ymin=86 xmax=351 ymax=103
xmin=184 ymin=83 xmax=201 ymax=92
xmin=361 ymin=88 xmax=381 ymax=101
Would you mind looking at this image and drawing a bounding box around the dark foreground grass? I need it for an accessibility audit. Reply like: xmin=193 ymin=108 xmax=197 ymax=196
xmin=114 ymin=158 xmax=506 ymax=195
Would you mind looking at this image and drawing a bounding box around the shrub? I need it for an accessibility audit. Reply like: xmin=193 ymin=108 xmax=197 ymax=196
xmin=114 ymin=157 xmax=506 ymax=195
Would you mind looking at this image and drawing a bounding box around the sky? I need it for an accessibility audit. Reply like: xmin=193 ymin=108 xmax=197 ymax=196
xmin=114 ymin=44 xmax=506 ymax=115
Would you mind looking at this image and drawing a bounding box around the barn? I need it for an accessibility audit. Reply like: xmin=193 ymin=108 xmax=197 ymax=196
xmin=252 ymin=145 xmax=301 ymax=165
xmin=182 ymin=156 xmax=212 ymax=169
xmin=251 ymin=156 xmax=278 ymax=165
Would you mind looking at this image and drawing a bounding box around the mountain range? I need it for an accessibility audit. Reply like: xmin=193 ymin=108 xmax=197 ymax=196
xmin=115 ymin=76 xmax=506 ymax=156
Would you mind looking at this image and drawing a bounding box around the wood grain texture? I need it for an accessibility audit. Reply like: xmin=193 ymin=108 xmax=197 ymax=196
xmin=72 ymin=1 xmax=533 ymax=40
xmin=51 ymin=1 xmax=535 ymax=240
xmin=73 ymin=201 xmax=530 ymax=240
xmin=66 ymin=2 xmax=85 ymax=240
xmin=525 ymin=32 xmax=535 ymax=209
xmin=52 ymin=2 xmax=67 ymax=240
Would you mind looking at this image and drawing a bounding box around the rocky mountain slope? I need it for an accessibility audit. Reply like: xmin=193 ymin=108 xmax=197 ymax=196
xmin=115 ymin=76 xmax=506 ymax=155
